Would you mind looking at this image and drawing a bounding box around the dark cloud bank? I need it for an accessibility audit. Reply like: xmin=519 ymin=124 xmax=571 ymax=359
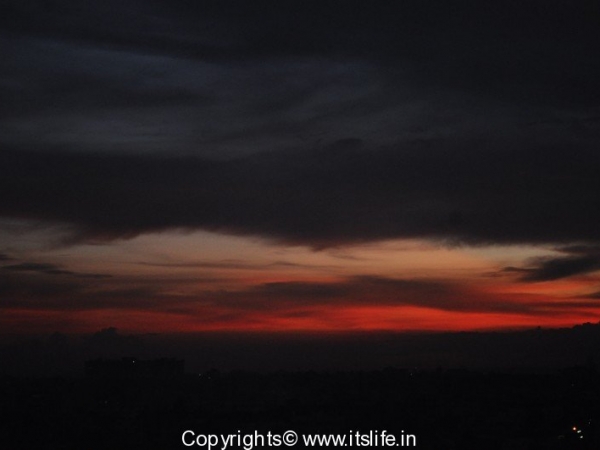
xmin=1 ymin=1 xmax=599 ymax=250
xmin=506 ymin=246 xmax=600 ymax=282
xmin=1 ymin=140 xmax=600 ymax=248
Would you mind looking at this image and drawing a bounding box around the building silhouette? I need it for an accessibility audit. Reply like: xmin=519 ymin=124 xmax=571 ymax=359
xmin=85 ymin=357 xmax=184 ymax=379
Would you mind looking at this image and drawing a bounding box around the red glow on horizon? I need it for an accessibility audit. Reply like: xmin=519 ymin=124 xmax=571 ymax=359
xmin=2 ymin=303 xmax=600 ymax=336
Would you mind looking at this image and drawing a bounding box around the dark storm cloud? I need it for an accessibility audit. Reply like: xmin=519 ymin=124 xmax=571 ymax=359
xmin=1 ymin=138 xmax=600 ymax=247
xmin=1 ymin=1 xmax=600 ymax=248
xmin=504 ymin=246 xmax=600 ymax=282
xmin=518 ymin=256 xmax=600 ymax=282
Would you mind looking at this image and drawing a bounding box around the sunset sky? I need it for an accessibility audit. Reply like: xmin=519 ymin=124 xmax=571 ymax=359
xmin=1 ymin=0 xmax=600 ymax=336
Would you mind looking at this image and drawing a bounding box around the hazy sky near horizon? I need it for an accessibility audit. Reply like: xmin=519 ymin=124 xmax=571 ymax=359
xmin=2 ymin=1 xmax=600 ymax=335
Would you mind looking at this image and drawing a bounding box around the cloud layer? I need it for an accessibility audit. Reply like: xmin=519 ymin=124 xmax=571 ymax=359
xmin=1 ymin=1 xmax=599 ymax=247
xmin=1 ymin=139 xmax=600 ymax=247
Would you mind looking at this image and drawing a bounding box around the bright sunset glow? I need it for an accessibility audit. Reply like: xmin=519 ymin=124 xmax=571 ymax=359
xmin=2 ymin=225 xmax=600 ymax=335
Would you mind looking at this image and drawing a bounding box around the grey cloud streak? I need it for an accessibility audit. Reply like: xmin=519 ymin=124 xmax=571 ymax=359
xmin=0 ymin=268 xmax=569 ymax=317
xmin=2 ymin=262 xmax=111 ymax=279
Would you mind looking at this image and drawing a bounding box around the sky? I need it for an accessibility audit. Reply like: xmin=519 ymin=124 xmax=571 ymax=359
xmin=1 ymin=0 xmax=600 ymax=337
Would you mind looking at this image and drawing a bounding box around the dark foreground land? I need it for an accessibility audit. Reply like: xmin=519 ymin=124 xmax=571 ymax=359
xmin=1 ymin=364 xmax=599 ymax=450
